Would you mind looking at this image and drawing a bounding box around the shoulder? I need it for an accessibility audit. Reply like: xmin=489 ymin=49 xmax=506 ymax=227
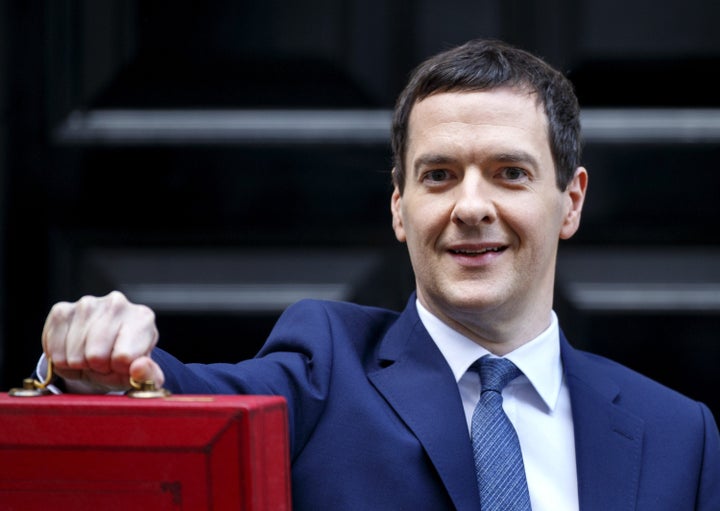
xmin=275 ymin=298 xmax=401 ymax=332
xmin=569 ymin=345 xmax=720 ymax=507
xmin=262 ymin=299 xmax=403 ymax=353
xmin=572 ymin=348 xmax=680 ymax=394
xmin=567 ymin=345 xmax=711 ymax=425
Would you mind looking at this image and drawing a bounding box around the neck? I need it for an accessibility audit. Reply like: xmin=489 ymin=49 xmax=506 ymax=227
xmin=418 ymin=298 xmax=553 ymax=356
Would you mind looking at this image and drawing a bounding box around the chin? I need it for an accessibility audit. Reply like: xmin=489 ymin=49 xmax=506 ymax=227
xmin=437 ymin=289 xmax=503 ymax=315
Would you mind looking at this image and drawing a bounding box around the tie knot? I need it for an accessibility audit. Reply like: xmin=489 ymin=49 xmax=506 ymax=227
xmin=474 ymin=357 xmax=521 ymax=393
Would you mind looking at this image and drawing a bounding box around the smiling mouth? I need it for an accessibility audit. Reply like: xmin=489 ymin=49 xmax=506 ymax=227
xmin=449 ymin=246 xmax=507 ymax=255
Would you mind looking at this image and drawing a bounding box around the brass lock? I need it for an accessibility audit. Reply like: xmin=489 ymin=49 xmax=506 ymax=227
xmin=125 ymin=378 xmax=171 ymax=399
xmin=8 ymin=359 xmax=54 ymax=397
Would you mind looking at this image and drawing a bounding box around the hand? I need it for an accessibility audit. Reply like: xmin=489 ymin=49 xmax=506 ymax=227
xmin=42 ymin=291 xmax=164 ymax=392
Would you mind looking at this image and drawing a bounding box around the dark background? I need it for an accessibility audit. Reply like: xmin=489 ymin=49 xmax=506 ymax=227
xmin=2 ymin=1 xmax=720 ymax=420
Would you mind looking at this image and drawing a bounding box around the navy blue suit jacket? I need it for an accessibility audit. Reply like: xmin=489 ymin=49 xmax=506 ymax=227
xmin=154 ymin=297 xmax=720 ymax=510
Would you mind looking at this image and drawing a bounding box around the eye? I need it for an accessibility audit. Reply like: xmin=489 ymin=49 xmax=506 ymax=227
xmin=499 ymin=167 xmax=529 ymax=182
xmin=422 ymin=169 xmax=451 ymax=183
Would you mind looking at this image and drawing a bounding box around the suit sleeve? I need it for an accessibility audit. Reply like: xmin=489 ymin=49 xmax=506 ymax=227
xmin=151 ymin=299 xmax=337 ymax=457
xmin=697 ymin=402 xmax=720 ymax=510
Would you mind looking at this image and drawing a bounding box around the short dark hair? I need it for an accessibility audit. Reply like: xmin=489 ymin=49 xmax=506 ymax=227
xmin=391 ymin=39 xmax=581 ymax=192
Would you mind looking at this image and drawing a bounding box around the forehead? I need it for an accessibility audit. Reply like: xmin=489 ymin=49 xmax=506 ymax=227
xmin=406 ymin=88 xmax=550 ymax=157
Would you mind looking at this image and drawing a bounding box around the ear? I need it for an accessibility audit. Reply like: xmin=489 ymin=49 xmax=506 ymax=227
xmin=559 ymin=167 xmax=588 ymax=240
xmin=391 ymin=185 xmax=407 ymax=242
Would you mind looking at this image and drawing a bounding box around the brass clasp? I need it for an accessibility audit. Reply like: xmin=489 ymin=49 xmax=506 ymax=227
xmin=9 ymin=359 xmax=54 ymax=397
xmin=125 ymin=377 xmax=171 ymax=399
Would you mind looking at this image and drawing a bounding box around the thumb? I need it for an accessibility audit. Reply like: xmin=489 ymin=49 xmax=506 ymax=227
xmin=129 ymin=356 xmax=165 ymax=389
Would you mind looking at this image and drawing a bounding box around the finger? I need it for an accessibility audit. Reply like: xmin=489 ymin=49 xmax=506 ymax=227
xmin=110 ymin=304 xmax=159 ymax=375
xmin=63 ymin=295 xmax=99 ymax=369
xmin=129 ymin=356 xmax=165 ymax=388
xmin=86 ymin=291 xmax=140 ymax=375
xmin=84 ymin=318 xmax=120 ymax=375
xmin=52 ymin=367 xmax=85 ymax=382
xmin=42 ymin=301 xmax=74 ymax=364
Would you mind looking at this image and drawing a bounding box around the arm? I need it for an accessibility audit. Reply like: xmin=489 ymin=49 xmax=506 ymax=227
xmin=149 ymin=299 xmax=338 ymax=455
xmin=41 ymin=293 xmax=337 ymax=455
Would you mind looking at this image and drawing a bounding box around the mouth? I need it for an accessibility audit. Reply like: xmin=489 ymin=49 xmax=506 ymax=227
xmin=448 ymin=246 xmax=507 ymax=256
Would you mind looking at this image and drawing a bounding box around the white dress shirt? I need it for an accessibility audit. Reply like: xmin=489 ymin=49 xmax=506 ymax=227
xmin=416 ymin=300 xmax=579 ymax=511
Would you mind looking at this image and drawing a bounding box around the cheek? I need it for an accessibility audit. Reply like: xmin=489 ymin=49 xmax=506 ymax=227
xmin=519 ymin=203 xmax=566 ymax=265
xmin=496 ymin=199 xmax=559 ymax=250
xmin=405 ymin=203 xmax=448 ymax=246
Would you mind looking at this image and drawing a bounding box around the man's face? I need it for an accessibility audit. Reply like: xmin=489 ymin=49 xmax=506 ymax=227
xmin=391 ymin=88 xmax=587 ymax=352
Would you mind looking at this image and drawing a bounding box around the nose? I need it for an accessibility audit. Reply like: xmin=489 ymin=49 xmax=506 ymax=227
xmin=450 ymin=172 xmax=496 ymax=227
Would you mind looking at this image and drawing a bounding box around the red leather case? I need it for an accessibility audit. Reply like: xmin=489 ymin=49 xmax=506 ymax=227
xmin=0 ymin=393 xmax=291 ymax=510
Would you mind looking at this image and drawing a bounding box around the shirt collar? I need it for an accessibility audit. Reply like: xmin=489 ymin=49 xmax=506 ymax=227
xmin=416 ymin=300 xmax=563 ymax=412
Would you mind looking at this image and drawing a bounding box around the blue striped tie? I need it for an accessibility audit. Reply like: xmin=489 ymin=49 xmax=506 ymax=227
xmin=471 ymin=356 xmax=532 ymax=510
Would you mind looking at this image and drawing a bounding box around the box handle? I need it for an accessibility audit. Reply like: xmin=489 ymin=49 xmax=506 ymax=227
xmin=8 ymin=358 xmax=172 ymax=399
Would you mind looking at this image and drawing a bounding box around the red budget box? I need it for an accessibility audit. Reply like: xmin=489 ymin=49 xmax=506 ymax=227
xmin=0 ymin=393 xmax=291 ymax=510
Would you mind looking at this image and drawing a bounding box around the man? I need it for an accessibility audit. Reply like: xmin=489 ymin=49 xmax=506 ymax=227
xmin=40 ymin=39 xmax=719 ymax=510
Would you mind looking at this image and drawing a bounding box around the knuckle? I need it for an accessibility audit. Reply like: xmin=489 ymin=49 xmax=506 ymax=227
xmin=106 ymin=290 xmax=130 ymax=310
xmin=76 ymin=295 xmax=98 ymax=315
xmin=48 ymin=301 xmax=73 ymax=321
xmin=107 ymin=290 xmax=127 ymax=301
xmin=136 ymin=304 xmax=156 ymax=323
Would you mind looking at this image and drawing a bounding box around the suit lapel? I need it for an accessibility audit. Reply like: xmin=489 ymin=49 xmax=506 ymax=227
xmin=561 ymin=335 xmax=644 ymax=511
xmin=368 ymin=299 xmax=480 ymax=511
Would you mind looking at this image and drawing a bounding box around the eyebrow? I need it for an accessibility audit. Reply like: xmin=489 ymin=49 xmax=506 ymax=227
xmin=413 ymin=153 xmax=458 ymax=175
xmin=413 ymin=150 xmax=540 ymax=175
xmin=494 ymin=150 xmax=540 ymax=169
